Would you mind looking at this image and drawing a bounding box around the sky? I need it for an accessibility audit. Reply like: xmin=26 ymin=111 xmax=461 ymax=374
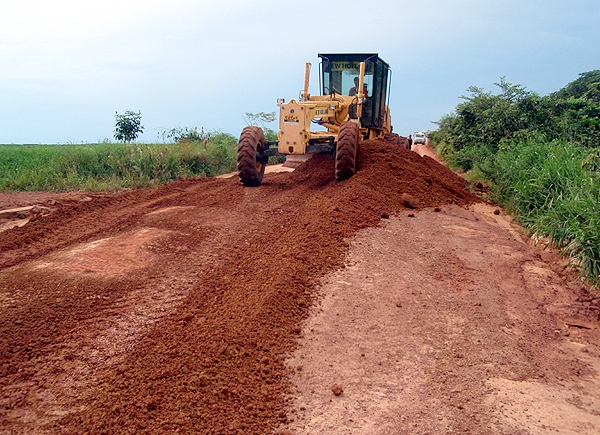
xmin=1 ymin=0 xmax=599 ymax=144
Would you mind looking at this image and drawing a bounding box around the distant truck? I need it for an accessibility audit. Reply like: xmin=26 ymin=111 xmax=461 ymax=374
xmin=413 ymin=132 xmax=426 ymax=145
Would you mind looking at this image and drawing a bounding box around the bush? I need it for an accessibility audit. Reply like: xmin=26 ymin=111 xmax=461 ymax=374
xmin=430 ymin=73 xmax=600 ymax=173
xmin=164 ymin=126 xmax=208 ymax=143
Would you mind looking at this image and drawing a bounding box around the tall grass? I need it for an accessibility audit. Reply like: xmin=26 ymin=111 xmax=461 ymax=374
xmin=0 ymin=133 xmax=237 ymax=192
xmin=491 ymin=136 xmax=600 ymax=282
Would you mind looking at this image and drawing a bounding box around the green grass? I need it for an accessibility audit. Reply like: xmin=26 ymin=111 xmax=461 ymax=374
xmin=491 ymin=137 xmax=600 ymax=283
xmin=0 ymin=134 xmax=238 ymax=192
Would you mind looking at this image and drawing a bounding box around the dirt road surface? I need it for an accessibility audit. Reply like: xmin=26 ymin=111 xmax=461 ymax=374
xmin=1 ymin=140 xmax=599 ymax=434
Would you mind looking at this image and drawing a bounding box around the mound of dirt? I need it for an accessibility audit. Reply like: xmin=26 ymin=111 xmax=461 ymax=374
xmin=0 ymin=140 xmax=480 ymax=434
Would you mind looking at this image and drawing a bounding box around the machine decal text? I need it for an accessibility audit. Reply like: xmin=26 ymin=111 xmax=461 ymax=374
xmin=284 ymin=115 xmax=299 ymax=123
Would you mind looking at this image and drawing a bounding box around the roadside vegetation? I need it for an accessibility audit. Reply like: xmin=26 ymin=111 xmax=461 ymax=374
xmin=0 ymin=132 xmax=238 ymax=191
xmin=0 ymin=109 xmax=287 ymax=192
xmin=0 ymin=110 xmax=284 ymax=193
xmin=429 ymin=71 xmax=600 ymax=283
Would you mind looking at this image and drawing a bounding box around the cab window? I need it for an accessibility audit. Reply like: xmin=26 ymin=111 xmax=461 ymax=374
xmin=322 ymin=61 xmax=373 ymax=96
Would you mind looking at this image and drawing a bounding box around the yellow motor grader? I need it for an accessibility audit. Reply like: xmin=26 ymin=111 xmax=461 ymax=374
xmin=237 ymin=53 xmax=396 ymax=186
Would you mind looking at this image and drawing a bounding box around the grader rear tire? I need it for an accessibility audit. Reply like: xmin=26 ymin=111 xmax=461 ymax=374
xmin=335 ymin=122 xmax=359 ymax=181
xmin=237 ymin=126 xmax=267 ymax=187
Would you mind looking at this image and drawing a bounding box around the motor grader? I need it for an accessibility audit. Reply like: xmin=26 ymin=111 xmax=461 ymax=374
xmin=237 ymin=53 xmax=397 ymax=186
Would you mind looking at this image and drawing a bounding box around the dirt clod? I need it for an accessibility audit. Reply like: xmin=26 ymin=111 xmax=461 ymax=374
xmin=400 ymin=193 xmax=418 ymax=209
xmin=331 ymin=385 xmax=344 ymax=396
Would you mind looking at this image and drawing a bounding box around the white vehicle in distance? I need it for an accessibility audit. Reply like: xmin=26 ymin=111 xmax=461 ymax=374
xmin=413 ymin=132 xmax=426 ymax=145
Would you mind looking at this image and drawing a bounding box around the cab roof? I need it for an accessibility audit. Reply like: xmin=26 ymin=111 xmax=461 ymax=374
xmin=318 ymin=53 xmax=389 ymax=68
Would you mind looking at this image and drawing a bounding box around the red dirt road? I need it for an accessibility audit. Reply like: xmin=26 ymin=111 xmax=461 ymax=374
xmin=1 ymin=140 xmax=599 ymax=434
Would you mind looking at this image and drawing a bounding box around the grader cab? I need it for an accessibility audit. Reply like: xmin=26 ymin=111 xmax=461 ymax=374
xmin=237 ymin=53 xmax=394 ymax=186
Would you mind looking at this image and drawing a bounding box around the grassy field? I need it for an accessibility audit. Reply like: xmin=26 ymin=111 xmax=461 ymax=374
xmin=0 ymin=134 xmax=238 ymax=191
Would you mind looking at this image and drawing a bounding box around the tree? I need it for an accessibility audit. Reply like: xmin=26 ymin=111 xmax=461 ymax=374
xmin=243 ymin=111 xmax=276 ymax=129
xmin=243 ymin=111 xmax=277 ymax=141
xmin=430 ymin=72 xmax=600 ymax=173
xmin=554 ymin=70 xmax=600 ymax=102
xmin=114 ymin=110 xmax=144 ymax=143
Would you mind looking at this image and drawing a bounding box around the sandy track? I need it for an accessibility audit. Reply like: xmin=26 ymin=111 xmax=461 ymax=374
xmin=0 ymin=140 xmax=598 ymax=434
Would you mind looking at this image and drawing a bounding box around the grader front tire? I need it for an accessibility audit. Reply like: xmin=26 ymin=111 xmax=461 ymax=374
xmin=237 ymin=126 xmax=267 ymax=187
xmin=335 ymin=122 xmax=359 ymax=181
